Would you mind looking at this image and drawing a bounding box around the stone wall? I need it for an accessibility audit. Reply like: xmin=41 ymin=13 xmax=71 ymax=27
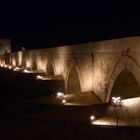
xmin=2 ymin=36 xmax=140 ymax=102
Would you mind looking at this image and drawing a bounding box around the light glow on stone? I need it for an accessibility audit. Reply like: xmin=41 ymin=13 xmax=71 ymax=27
xmin=36 ymin=75 xmax=43 ymax=79
xmin=9 ymin=66 xmax=12 ymax=69
xmin=90 ymin=115 xmax=95 ymax=121
xmin=62 ymin=99 xmax=66 ymax=104
xmin=4 ymin=65 xmax=8 ymax=68
xmin=14 ymin=67 xmax=22 ymax=71
xmin=112 ymin=97 xmax=122 ymax=105
xmin=24 ymin=69 xmax=28 ymax=73
xmin=0 ymin=64 xmax=3 ymax=67
xmin=57 ymin=92 xmax=64 ymax=97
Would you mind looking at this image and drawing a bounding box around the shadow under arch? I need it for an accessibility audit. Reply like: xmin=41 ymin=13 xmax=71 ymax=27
xmin=46 ymin=63 xmax=55 ymax=76
xmin=66 ymin=65 xmax=81 ymax=94
xmin=109 ymin=68 xmax=140 ymax=101
xmin=32 ymin=59 xmax=37 ymax=70
xmin=106 ymin=56 xmax=140 ymax=102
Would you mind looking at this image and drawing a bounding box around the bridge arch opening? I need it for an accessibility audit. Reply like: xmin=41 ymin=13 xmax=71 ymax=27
xmin=46 ymin=63 xmax=55 ymax=76
xmin=106 ymin=56 xmax=140 ymax=102
xmin=32 ymin=60 xmax=37 ymax=70
xmin=67 ymin=65 xmax=81 ymax=94
xmin=110 ymin=68 xmax=140 ymax=100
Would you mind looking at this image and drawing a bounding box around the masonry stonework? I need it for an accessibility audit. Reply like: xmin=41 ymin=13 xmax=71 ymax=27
xmin=1 ymin=37 xmax=140 ymax=102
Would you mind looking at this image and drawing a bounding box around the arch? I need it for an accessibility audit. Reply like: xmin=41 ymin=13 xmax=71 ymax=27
xmin=66 ymin=65 xmax=81 ymax=94
xmin=106 ymin=56 xmax=140 ymax=102
xmin=32 ymin=59 xmax=37 ymax=70
xmin=46 ymin=63 xmax=55 ymax=76
xmin=109 ymin=68 xmax=140 ymax=100
xmin=22 ymin=59 xmax=26 ymax=67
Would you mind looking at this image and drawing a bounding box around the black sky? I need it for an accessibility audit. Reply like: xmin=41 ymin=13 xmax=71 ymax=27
xmin=0 ymin=1 xmax=140 ymax=51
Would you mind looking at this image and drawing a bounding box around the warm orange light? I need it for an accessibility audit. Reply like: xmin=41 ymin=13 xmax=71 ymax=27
xmin=62 ymin=99 xmax=66 ymax=104
xmin=36 ymin=75 xmax=43 ymax=79
xmin=57 ymin=92 xmax=64 ymax=97
xmin=4 ymin=64 xmax=8 ymax=68
xmin=9 ymin=66 xmax=12 ymax=69
xmin=14 ymin=67 xmax=23 ymax=71
xmin=18 ymin=51 xmax=22 ymax=66
xmin=91 ymin=119 xmax=114 ymax=126
xmin=0 ymin=64 xmax=3 ymax=67
xmin=24 ymin=69 xmax=28 ymax=73
xmin=90 ymin=115 xmax=95 ymax=121
xmin=112 ymin=97 xmax=122 ymax=106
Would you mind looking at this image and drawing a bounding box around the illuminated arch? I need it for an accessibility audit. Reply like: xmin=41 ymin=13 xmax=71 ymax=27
xmin=46 ymin=58 xmax=55 ymax=76
xmin=32 ymin=58 xmax=37 ymax=70
xmin=106 ymin=55 xmax=140 ymax=102
xmin=110 ymin=68 xmax=140 ymax=100
xmin=66 ymin=65 xmax=81 ymax=94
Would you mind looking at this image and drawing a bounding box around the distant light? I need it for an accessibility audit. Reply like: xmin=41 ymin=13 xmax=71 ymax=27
xmin=90 ymin=115 xmax=95 ymax=121
xmin=24 ymin=69 xmax=28 ymax=73
xmin=14 ymin=67 xmax=21 ymax=71
xmin=112 ymin=97 xmax=122 ymax=105
xmin=0 ymin=64 xmax=3 ymax=67
xmin=57 ymin=92 xmax=64 ymax=97
xmin=9 ymin=66 xmax=12 ymax=69
xmin=36 ymin=75 xmax=43 ymax=79
xmin=4 ymin=65 xmax=8 ymax=68
xmin=62 ymin=99 xmax=66 ymax=104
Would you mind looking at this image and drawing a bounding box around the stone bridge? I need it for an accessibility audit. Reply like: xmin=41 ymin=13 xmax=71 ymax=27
xmin=1 ymin=36 xmax=140 ymax=103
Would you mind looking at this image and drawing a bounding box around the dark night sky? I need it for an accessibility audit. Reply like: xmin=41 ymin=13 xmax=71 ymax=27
xmin=0 ymin=1 xmax=140 ymax=51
